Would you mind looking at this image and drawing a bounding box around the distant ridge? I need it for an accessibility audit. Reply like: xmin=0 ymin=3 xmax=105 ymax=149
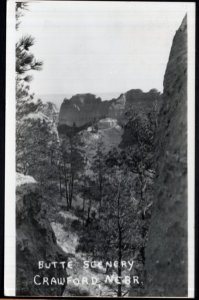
xmin=58 ymin=89 xmax=161 ymax=128
xmin=36 ymin=92 xmax=122 ymax=109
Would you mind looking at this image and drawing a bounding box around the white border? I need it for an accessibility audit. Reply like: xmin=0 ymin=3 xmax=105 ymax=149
xmin=5 ymin=0 xmax=16 ymax=296
xmin=4 ymin=1 xmax=196 ymax=297
xmin=187 ymin=3 xmax=195 ymax=298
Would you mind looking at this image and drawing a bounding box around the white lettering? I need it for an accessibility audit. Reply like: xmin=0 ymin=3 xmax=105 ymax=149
xmin=57 ymin=277 xmax=66 ymax=285
xmin=105 ymin=261 xmax=112 ymax=268
xmin=133 ymin=276 xmax=139 ymax=284
xmin=105 ymin=275 xmax=115 ymax=284
xmin=82 ymin=277 xmax=88 ymax=285
xmin=38 ymin=261 xmax=44 ymax=269
xmin=123 ymin=276 xmax=131 ymax=285
xmin=51 ymin=277 xmax=57 ymax=285
xmin=121 ymin=261 xmax=127 ymax=268
xmin=114 ymin=261 xmax=118 ymax=268
xmin=43 ymin=277 xmax=49 ymax=285
xmin=68 ymin=261 xmax=73 ymax=269
xmin=91 ymin=277 xmax=98 ymax=285
xmin=67 ymin=276 xmax=72 ymax=283
xmin=73 ymin=278 xmax=80 ymax=285
xmin=83 ymin=261 xmax=89 ymax=269
xmin=128 ymin=261 xmax=134 ymax=271
xmin=45 ymin=263 xmax=51 ymax=269
xmin=34 ymin=275 xmax=41 ymax=285
xmin=51 ymin=262 xmax=58 ymax=268
xmin=59 ymin=261 xmax=66 ymax=269
xmin=115 ymin=276 xmax=121 ymax=284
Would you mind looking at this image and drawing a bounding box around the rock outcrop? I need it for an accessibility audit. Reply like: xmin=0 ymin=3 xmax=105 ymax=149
xmin=145 ymin=15 xmax=187 ymax=296
xmin=16 ymin=180 xmax=67 ymax=296
xmin=58 ymin=90 xmax=161 ymax=129
xmin=59 ymin=94 xmax=109 ymax=127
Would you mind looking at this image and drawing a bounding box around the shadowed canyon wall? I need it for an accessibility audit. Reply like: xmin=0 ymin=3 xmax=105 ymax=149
xmin=144 ymin=15 xmax=187 ymax=296
xmin=16 ymin=182 xmax=67 ymax=296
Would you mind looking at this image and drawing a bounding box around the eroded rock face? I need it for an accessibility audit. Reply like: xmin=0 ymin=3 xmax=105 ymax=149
xmin=145 ymin=15 xmax=187 ymax=296
xmin=59 ymin=94 xmax=109 ymax=127
xmin=108 ymin=94 xmax=126 ymax=122
xmin=58 ymin=90 xmax=161 ymax=128
xmin=16 ymin=183 xmax=67 ymax=296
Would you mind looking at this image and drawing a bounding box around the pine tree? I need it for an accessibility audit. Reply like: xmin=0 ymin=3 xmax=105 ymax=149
xmin=91 ymin=138 xmax=107 ymax=212
xmin=59 ymin=132 xmax=85 ymax=210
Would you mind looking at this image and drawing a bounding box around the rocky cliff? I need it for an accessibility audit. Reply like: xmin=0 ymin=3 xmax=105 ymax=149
xmin=145 ymin=15 xmax=187 ymax=296
xmin=58 ymin=90 xmax=161 ymax=129
xmin=59 ymin=94 xmax=109 ymax=127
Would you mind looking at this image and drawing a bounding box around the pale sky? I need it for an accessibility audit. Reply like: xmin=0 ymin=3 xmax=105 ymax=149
xmin=17 ymin=1 xmax=190 ymax=100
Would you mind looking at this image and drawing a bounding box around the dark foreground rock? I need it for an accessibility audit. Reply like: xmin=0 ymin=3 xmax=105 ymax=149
xmin=144 ymin=15 xmax=187 ymax=296
xmin=16 ymin=182 xmax=67 ymax=296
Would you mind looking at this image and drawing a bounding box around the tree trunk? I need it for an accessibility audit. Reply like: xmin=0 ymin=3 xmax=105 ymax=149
xmin=117 ymin=226 xmax=122 ymax=297
xmin=63 ymin=161 xmax=69 ymax=209
xmin=82 ymin=196 xmax=85 ymax=212
xmin=86 ymin=198 xmax=92 ymax=226
xmin=82 ymin=196 xmax=85 ymax=227
xmin=50 ymin=149 xmax=53 ymax=165
xmin=99 ymin=173 xmax=102 ymax=209
xmin=59 ymin=166 xmax=62 ymax=197
xmin=117 ymin=184 xmax=122 ymax=297
xmin=69 ymin=171 xmax=74 ymax=209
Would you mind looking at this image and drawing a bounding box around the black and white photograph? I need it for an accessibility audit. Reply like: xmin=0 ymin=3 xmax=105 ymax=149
xmin=5 ymin=1 xmax=195 ymax=297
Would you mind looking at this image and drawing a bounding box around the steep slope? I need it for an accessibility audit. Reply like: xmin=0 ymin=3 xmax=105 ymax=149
xmin=16 ymin=179 xmax=67 ymax=296
xmin=144 ymin=15 xmax=187 ymax=296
